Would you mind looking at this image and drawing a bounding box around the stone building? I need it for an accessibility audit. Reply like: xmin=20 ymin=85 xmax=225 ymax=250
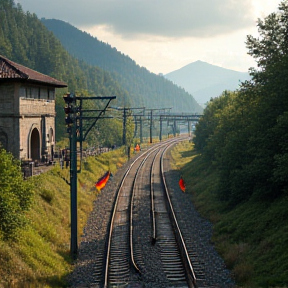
xmin=0 ymin=55 xmax=67 ymax=162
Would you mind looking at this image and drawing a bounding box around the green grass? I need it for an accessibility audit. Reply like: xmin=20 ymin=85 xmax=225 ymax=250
xmin=170 ymin=140 xmax=288 ymax=288
xmin=0 ymin=147 xmax=128 ymax=288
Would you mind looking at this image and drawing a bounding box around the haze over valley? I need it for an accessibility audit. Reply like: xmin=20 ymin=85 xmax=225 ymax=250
xmin=165 ymin=60 xmax=251 ymax=105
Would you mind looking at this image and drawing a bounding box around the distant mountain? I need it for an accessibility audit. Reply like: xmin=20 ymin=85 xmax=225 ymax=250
xmin=41 ymin=19 xmax=203 ymax=113
xmin=165 ymin=61 xmax=251 ymax=105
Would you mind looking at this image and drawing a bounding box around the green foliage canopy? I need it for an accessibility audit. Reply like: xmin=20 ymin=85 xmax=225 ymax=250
xmin=193 ymin=0 xmax=288 ymax=207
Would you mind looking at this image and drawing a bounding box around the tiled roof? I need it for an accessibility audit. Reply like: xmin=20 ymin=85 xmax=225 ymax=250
xmin=0 ymin=55 xmax=67 ymax=88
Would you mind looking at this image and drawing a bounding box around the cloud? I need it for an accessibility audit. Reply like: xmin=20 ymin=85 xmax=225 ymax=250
xmin=18 ymin=0 xmax=255 ymax=38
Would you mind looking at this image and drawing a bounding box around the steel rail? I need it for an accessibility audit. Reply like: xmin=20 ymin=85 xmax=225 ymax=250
xmin=160 ymin=139 xmax=198 ymax=288
xmin=103 ymin=149 xmax=149 ymax=288
xmin=150 ymin=146 xmax=159 ymax=244
xmin=151 ymin=138 xmax=180 ymax=244
xmin=129 ymin=146 xmax=161 ymax=274
xmin=103 ymin=140 xmax=171 ymax=287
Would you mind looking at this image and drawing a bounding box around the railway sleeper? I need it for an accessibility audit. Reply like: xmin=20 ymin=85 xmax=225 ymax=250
xmin=109 ymin=268 xmax=130 ymax=275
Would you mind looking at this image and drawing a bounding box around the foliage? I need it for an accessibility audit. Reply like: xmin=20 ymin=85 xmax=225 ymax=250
xmin=193 ymin=1 xmax=288 ymax=207
xmin=172 ymin=141 xmax=288 ymax=287
xmin=0 ymin=148 xmax=34 ymax=240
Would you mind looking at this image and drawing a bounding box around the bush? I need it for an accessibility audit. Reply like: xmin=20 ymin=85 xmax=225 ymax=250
xmin=0 ymin=149 xmax=34 ymax=239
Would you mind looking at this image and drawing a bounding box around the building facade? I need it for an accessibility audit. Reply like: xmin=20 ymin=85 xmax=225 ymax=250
xmin=0 ymin=55 xmax=67 ymax=162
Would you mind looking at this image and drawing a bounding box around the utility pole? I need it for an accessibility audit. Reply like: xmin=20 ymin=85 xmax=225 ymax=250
xmin=63 ymin=93 xmax=116 ymax=259
xmin=150 ymin=109 xmax=153 ymax=143
xmin=173 ymin=119 xmax=177 ymax=137
xmin=131 ymin=108 xmax=145 ymax=143
xmin=159 ymin=116 xmax=163 ymax=141
xmin=144 ymin=108 xmax=172 ymax=143
xmin=70 ymin=112 xmax=77 ymax=257
xmin=140 ymin=115 xmax=143 ymax=143
xmin=110 ymin=107 xmax=145 ymax=146
xmin=123 ymin=108 xmax=127 ymax=146
xmin=133 ymin=114 xmax=138 ymax=138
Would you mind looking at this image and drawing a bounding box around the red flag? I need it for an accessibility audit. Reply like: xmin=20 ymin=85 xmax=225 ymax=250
xmin=179 ymin=176 xmax=186 ymax=192
xmin=95 ymin=171 xmax=110 ymax=191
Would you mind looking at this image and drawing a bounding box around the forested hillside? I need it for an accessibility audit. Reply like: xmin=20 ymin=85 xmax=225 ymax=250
xmin=190 ymin=3 xmax=288 ymax=286
xmin=0 ymin=1 xmax=129 ymax=102
xmin=41 ymin=19 xmax=203 ymax=113
xmin=0 ymin=0 xmax=132 ymax=142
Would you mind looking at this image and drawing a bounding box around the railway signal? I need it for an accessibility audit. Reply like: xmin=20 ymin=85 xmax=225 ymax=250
xmin=63 ymin=92 xmax=116 ymax=259
xmin=63 ymin=93 xmax=75 ymax=128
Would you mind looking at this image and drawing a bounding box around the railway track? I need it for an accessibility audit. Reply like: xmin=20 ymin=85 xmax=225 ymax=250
xmin=150 ymin=145 xmax=187 ymax=284
xmin=103 ymin=138 xmax=198 ymax=287
xmin=68 ymin=137 xmax=235 ymax=288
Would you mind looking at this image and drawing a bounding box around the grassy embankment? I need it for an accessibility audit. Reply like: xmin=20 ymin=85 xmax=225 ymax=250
xmin=0 ymin=147 xmax=128 ymax=288
xmin=170 ymin=140 xmax=288 ymax=288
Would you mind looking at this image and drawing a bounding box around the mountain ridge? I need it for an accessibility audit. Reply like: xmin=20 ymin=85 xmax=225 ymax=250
xmin=41 ymin=18 xmax=203 ymax=113
xmin=165 ymin=60 xmax=251 ymax=104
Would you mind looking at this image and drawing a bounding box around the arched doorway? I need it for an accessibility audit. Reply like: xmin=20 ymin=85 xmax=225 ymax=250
xmin=30 ymin=128 xmax=40 ymax=160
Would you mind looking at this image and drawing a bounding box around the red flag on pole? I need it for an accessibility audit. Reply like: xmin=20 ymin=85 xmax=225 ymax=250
xmin=95 ymin=171 xmax=110 ymax=191
xmin=179 ymin=176 xmax=186 ymax=192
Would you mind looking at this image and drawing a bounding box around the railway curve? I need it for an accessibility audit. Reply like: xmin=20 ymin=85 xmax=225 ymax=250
xmin=67 ymin=138 xmax=235 ymax=288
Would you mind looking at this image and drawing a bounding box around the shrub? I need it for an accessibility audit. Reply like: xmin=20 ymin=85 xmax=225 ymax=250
xmin=0 ymin=149 xmax=34 ymax=239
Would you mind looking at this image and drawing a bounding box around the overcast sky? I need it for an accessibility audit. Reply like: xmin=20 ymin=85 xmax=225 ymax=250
xmin=16 ymin=0 xmax=281 ymax=74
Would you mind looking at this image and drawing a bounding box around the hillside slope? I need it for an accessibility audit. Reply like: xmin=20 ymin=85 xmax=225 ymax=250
xmin=0 ymin=144 xmax=129 ymax=287
xmin=0 ymin=1 xmax=133 ymax=140
xmin=165 ymin=60 xmax=251 ymax=104
xmin=172 ymin=141 xmax=288 ymax=287
xmin=41 ymin=19 xmax=203 ymax=113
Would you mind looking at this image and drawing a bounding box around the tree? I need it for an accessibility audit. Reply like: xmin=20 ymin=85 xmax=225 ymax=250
xmin=242 ymin=0 xmax=288 ymax=200
xmin=193 ymin=1 xmax=288 ymax=206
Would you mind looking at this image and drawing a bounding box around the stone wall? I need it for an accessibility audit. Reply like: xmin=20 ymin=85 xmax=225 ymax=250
xmin=19 ymin=98 xmax=55 ymax=116
xmin=0 ymin=82 xmax=56 ymax=160
xmin=19 ymin=98 xmax=55 ymax=160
